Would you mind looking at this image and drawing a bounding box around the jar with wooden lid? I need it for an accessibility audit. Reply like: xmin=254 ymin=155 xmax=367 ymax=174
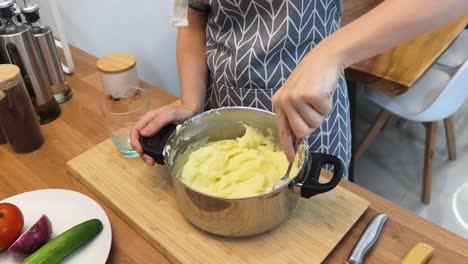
xmin=0 ymin=129 xmax=5 ymax=145
xmin=97 ymin=53 xmax=139 ymax=99
xmin=0 ymin=64 xmax=44 ymax=153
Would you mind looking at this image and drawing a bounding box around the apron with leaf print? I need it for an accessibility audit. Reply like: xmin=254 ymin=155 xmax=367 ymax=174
xmin=189 ymin=0 xmax=351 ymax=178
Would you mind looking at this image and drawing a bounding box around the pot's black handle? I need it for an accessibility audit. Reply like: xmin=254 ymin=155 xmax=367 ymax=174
xmin=139 ymin=124 xmax=177 ymax=165
xmin=300 ymin=153 xmax=343 ymax=198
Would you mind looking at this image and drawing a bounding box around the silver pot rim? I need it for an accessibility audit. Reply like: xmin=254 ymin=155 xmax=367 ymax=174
xmin=163 ymin=106 xmax=309 ymax=201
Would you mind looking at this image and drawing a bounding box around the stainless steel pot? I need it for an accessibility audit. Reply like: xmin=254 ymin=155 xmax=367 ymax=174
xmin=140 ymin=107 xmax=342 ymax=237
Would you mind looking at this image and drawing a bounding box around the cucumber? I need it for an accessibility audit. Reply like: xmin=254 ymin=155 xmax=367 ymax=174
xmin=22 ymin=219 xmax=103 ymax=264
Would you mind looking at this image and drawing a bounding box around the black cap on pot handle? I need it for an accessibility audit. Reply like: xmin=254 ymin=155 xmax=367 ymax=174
xmin=299 ymin=153 xmax=343 ymax=198
xmin=139 ymin=124 xmax=177 ymax=165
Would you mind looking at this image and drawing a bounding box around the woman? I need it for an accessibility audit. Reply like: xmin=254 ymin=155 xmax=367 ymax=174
xmin=130 ymin=0 xmax=467 ymax=178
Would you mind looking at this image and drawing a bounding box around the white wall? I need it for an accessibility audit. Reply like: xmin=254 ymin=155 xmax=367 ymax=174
xmin=33 ymin=0 xmax=180 ymax=96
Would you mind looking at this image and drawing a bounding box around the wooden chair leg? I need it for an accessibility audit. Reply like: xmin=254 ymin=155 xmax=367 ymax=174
xmin=444 ymin=116 xmax=457 ymax=161
xmin=381 ymin=115 xmax=393 ymax=131
xmin=354 ymin=110 xmax=393 ymax=160
xmin=422 ymin=122 xmax=437 ymax=204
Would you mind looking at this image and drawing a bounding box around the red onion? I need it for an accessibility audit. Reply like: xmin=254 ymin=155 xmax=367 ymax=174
xmin=8 ymin=215 xmax=52 ymax=256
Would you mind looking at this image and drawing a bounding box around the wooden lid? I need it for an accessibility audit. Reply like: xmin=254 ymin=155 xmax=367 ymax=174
xmin=0 ymin=64 xmax=20 ymax=90
xmin=97 ymin=53 xmax=137 ymax=74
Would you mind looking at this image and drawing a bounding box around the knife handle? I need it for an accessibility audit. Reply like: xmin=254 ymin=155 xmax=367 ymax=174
xmin=347 ymin=213 xmax=388 ymax=264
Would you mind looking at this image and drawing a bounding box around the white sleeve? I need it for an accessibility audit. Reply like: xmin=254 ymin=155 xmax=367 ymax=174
xmin=171 ymin=0 xmax=189 ymax=27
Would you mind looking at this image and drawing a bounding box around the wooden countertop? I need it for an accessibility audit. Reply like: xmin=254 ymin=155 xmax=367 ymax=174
xmin=343 ymin=0 xmax=468 ymax=95
xmin=1 ymin=46 xmax=468 ymax=263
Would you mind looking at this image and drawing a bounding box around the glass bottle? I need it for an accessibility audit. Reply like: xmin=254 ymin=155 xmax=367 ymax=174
xmin=21 ymin=3 xmax=72 ymax=104
xmin=0 ymin=0 xmax=60 ymax=124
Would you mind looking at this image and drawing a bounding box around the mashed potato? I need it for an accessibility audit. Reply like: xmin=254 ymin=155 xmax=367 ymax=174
xmin=179 ymin=126 xmax=299 ymax=198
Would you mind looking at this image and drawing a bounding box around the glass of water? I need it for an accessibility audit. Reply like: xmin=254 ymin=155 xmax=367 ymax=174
xmin=100 ymin=86 xmax=150 ymax=157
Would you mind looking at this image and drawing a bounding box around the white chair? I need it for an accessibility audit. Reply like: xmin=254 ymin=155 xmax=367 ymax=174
xmin=354 ymin=57 xmax=468 ymax=204
xmin=436 ymin=29 xmax=468 ymax=70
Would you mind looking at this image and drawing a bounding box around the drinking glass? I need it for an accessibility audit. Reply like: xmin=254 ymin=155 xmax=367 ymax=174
xmin=100 ymin=86 xmax=150 ymax=157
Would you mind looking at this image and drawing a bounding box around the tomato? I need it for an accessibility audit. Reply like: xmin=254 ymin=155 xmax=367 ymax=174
xmin=0 ymin=203 xmax=24 ymax=252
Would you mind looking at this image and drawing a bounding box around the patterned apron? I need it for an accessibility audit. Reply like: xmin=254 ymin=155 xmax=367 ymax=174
xmin=189 ymin=0 xmax=351 ymax=178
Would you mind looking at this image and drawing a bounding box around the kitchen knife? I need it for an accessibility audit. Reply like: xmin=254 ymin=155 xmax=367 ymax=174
xmin=346 ymin=213 xmax=388 ymax=264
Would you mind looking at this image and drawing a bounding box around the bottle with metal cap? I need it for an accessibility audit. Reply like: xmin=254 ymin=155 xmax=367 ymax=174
xmin=20 ymin=0 xmax=72 ymax=103
xmin=0 ymin=0 xmax=60 ymax=124
xmin=0 ymin=64 xmax=44 ymax=153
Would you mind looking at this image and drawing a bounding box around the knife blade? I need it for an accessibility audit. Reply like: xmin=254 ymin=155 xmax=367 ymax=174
xmin=346 ymin=213 xmax=388 ymax=264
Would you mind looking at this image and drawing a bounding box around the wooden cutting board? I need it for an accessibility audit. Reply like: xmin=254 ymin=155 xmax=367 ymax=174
xmin=67 ymin=139 xmax=370 ymax=264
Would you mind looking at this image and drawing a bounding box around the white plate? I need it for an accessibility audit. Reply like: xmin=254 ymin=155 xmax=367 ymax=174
xmin=0 ymin=189 xmax=112 ymax=264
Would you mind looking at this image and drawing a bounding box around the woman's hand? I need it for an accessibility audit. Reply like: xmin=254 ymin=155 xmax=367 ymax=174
xmin=272 ymin=46 xmax=344 ymax=163
xmin=130 ymin=104 xmax=197 ymax=165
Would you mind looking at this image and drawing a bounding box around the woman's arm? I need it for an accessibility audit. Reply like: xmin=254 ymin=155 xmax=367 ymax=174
xmin=324 ymin=0 xmax=468 ymax=70
xmin=130 ymin=8 xmax=208 ymax=164
xmin=177 ymin=8 xmax=209 ymax=113
xmin=273 ymin=0 xmax=468 ymax=162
